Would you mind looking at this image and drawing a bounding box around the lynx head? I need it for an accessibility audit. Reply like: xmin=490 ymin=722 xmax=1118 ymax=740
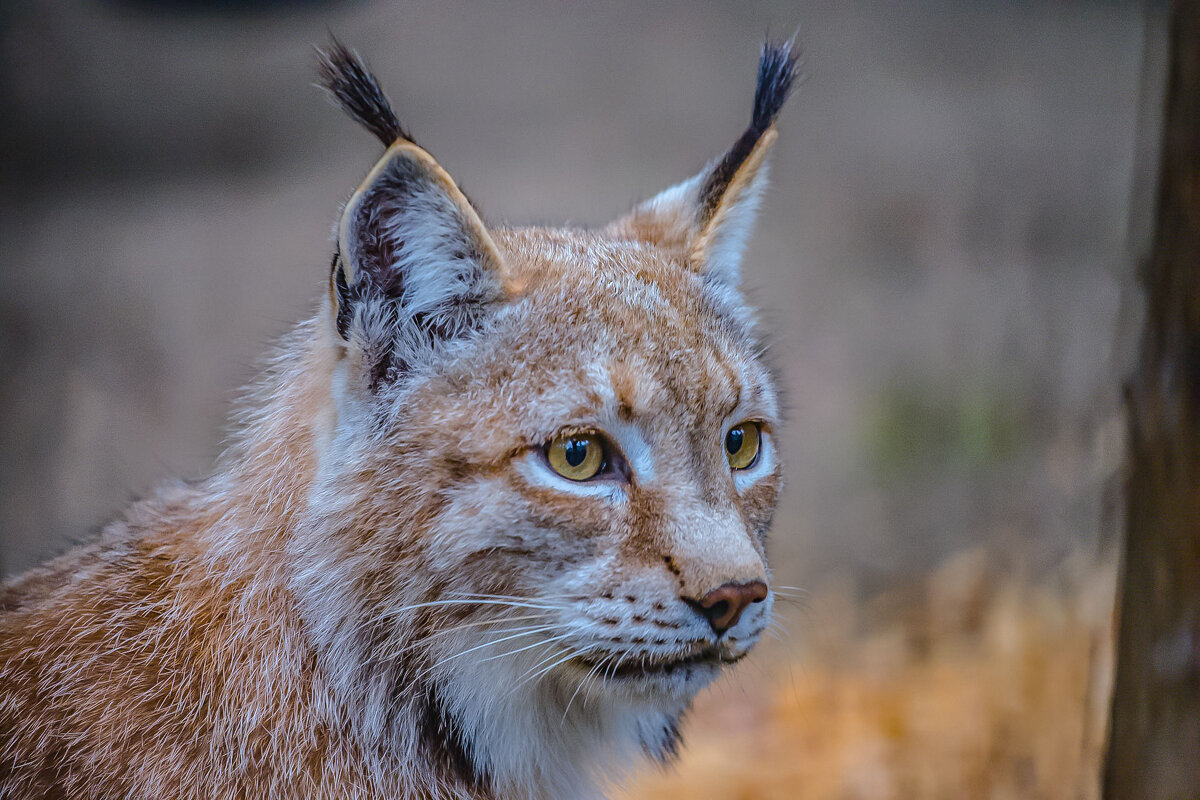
xmin=293 ymin=39 xmax=797 ymax=798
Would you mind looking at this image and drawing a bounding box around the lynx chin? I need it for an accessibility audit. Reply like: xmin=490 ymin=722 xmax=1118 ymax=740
xmin=0 ymin=38 xmax=798 ymax=800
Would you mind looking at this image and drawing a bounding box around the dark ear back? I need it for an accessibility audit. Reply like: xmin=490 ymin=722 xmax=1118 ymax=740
xmin=607 ymin=40 xmax=799 ymax=287
xmin=318 ymin=41 xmax=511 ymax=379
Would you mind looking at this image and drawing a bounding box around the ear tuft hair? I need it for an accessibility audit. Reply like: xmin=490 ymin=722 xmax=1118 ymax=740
xmin=317 ymin=37 xmax=411 ymax=147
xmin=699 ymin=38 xmax=800 ymax=222
xmin=752 ymin=38 xmax=801 ymax=134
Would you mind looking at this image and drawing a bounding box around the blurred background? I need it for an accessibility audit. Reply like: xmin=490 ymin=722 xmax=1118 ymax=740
xmin=0 ymin=1 xmax=1162 ymax=797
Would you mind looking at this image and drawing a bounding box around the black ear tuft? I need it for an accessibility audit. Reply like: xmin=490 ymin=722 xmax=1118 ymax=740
xmin=751 ymin=38 xmax=801 ymax=134
xmin=317 ymin=37 xmax=411 ymax=147
xmin=698 ymin=38 xmax=800 ymax=223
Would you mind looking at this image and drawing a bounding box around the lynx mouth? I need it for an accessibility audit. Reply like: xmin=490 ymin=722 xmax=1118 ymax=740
xmin=574 ymin=647 xmax=746 ymax=681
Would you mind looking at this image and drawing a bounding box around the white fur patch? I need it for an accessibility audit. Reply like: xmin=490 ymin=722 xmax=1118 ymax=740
xmin=606 ymin=419 xmax=655 ymax=483
xmin=514 ymin=451 xmax=627 ymax=502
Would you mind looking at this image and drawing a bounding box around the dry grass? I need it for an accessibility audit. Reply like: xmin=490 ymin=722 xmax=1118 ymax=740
xmin=617 ymin=549 xmax=1116 ymax=800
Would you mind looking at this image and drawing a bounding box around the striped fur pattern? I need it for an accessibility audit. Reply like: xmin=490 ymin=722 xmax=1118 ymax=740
xmin=0 ymin=39 xmax=797 ymax=800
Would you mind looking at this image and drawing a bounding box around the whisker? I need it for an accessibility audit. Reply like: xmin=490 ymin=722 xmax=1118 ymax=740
xmin=471 ymin=632 xmax=575 ymax=667
xmin=508 ymin=646 xmax=582 ymax=695
xmin=380 ymin=616 xmax=555 ymax=660
xmin=508 ymin=645 xmax=570 ymax=688
xmin=376 ymin=598 xmax=563 ymax=619
xmin=766 ymin=620 xmax=794 ymax=640
xmin=561 ymin=653 xmax=611 ymax=722
xmin=445 ymin=592 xmax=565 ymax=605
xmin=415 ymin=613 xmax=551 ymax=641
xmin=604 ymin=649 xmax=633 ymax=682
xmin=418 ymin=626 xmax=565 ymax=676
xmin=519 ymin=649 xmax=581 ymax=690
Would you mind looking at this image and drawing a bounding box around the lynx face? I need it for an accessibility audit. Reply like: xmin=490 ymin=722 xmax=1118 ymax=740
xmin=293 ymin=41 xmax=796 ymax=796
xmin=399 ymin=229 xmax=780 ymax=705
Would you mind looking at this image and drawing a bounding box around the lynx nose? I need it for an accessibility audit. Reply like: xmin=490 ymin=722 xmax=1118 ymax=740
xmin=689 ymin=581 xmax=768 ymax=636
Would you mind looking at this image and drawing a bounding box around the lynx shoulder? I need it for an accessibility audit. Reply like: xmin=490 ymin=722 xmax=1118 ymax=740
xmin=0 ymin=38 xmax=797 ymax=800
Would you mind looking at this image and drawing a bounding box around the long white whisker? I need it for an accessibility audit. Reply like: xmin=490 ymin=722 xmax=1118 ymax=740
xmin=514 ymin=649 xmax=580 ymax=692
xmin=766 ymin=620 xmax=794 ymax=641
xmin=414 ymin=614 xmax=551 ymax=642
xmin=419 ymin=626 xmax=565 ymax=676
xmin=376 ymin=598 xmax=563 ymax=619
xmin=503 ymin=642 xmax=586 ymax=697
xmin=444 ymin=592 xmax=563 ymax=604
xmin=511 ymin=643 xmax=572 ymax=684
xmin=608 ymin=650 xmax=632 ymax=680
xmin=380 ymin=616 xmax=555 ymax=660
xmin=561 ymin=653 xmax=611 ymax=723
xmin=472 ymin=632 xmax=576 ymax=667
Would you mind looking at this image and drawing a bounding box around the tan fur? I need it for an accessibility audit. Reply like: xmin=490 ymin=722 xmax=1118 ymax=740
xmin=1 ymin=48 xmax=789 ymax=800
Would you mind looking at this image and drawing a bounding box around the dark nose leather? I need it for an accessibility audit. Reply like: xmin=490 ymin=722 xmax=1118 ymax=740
xmin=689 ymin=581 xmax=768 ymax=635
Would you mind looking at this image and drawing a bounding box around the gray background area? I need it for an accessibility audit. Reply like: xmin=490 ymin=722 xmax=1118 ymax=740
xmin=0 ymin=1 xmax=1154 ymax=593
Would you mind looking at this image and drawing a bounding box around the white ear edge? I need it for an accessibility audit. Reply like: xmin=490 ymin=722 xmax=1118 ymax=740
xmin=337 ymin=140 xmax=510 ymax=292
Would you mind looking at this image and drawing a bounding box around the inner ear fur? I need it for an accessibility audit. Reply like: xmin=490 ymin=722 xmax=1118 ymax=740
xmin=333 ymin=141 xmax=512 ymax=344
xmin=337 ymin=140 xmax=507 ymax=290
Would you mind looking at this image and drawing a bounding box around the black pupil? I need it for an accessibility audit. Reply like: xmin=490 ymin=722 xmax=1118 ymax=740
xmin=564 ymin=439 xmax=589 ymax=468
xmin=726 ymin=427 xmax=744 ymax=455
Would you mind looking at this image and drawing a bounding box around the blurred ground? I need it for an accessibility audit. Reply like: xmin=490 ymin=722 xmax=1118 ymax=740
xmin=0 ymin=1 xmax=1157 ymax=796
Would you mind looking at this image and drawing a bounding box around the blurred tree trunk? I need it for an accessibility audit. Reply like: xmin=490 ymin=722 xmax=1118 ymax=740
xmin=1104 ymin=0 xmax=1200 ymax=797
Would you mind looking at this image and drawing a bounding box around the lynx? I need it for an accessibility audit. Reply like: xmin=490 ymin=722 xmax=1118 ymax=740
xmin=0 ymin=39 xmax=797 ymax=800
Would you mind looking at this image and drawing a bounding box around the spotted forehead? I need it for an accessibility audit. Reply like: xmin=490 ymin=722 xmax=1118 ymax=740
xmin=491 ymin=227 xmax=776 ymax=423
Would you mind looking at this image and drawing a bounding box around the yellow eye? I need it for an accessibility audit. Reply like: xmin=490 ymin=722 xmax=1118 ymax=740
xmin=724 ymin=421 xmax=761 ymax=470
xmin=546 ymin=431 xmax=605 ymax=481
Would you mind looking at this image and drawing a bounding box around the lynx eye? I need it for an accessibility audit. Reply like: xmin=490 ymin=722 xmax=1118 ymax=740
xmin=725 ymin=421 xmax=761 ymax=470
xmin=546 ymin=431 xmax=606 ymax=481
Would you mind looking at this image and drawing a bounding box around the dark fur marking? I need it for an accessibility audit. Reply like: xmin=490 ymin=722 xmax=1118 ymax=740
xmin=698 ymin=39 xmax=800 ymax=224
xmin=332 ymin=252 xmax=354 ymax=340
xmin=644 ymin=716 xmax=684 ymax=765
xmin=417 ymin=684 xmax=493 ymax=795
xmin=317 ymin=38 xmax=412 ymax=147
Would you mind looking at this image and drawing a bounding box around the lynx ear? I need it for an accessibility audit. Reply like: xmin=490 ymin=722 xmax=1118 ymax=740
xmin=318 ymin=41 xmax=510 ymax=376
xmin=334 ymin=141 xmax=509 ymax=338
xmin=608 ymin=41 xmax=799 ymax=287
